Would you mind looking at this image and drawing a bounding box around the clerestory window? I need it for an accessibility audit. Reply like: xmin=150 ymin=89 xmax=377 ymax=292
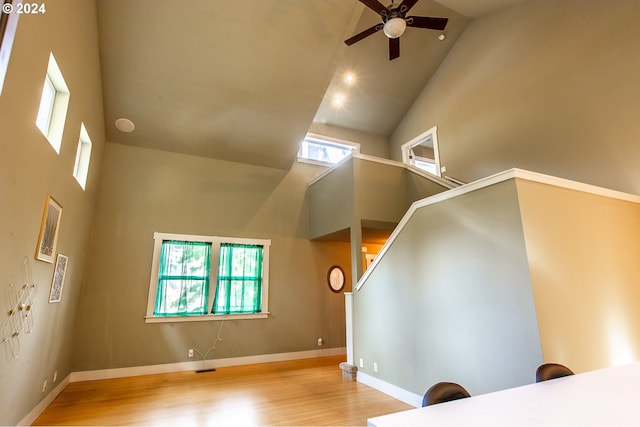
xmin=297 ymin=133 xmax=360 ymax=166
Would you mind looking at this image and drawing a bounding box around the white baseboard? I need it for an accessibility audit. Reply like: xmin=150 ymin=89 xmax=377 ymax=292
xmin=18 ymin=374 xmax=71 ymax=426
xmin=357 ymin=371 xmax=422 ymax=408
xmin=70 ymin=347 xmax=346 ymax=382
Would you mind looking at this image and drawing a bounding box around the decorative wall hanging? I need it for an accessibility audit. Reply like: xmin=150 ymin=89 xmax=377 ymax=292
xmin=49 ymin=254 xmax=68 ymax=303
xmin=327 ymin=265 xmax=345 ymax=293
xmin=35 ymin=195 xmax=62 ymax=263
xmin=1 ymin=257 xmax=37 ymax=359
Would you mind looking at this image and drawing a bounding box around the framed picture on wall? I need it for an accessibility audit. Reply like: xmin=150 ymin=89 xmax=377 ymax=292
xmin=0 ymin=0 xmax=21 ymax=95
xmin=35 ymin=195 xmax=63 ymax=263
xmin=49 ymin=253 xmax=68 ymax=303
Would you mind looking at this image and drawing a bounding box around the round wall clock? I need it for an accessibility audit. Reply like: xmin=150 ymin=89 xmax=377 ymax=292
xmin=327 ymin=265 xmax=345 ymax=293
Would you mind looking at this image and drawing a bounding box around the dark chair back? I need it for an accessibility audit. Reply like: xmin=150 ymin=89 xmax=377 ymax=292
xmin=422 ymin=381 xmax=471 ymax=407
xmin=536 ymin=363 xmax=574 ymax=382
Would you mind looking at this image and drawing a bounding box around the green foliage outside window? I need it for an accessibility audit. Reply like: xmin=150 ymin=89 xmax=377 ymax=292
xmin=213 ymin=243 xmax=263 ymax=315
xmin=153 ymin=240 xmax=264 ymax=317
xmin=154 ymin=240 xmax=211 ymax=316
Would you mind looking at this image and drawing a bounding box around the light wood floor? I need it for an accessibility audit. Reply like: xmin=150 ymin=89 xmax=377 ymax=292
xmin=33 ymin=355 xmax=413 ymax=426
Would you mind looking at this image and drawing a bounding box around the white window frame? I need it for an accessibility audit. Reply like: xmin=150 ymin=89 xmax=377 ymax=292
xmin=145 ymin=232 xmax=271 ymax=323
xmin=35 ymin=52 xmax=70 ymax=154
xmin=297 ymin=133 xmax=360 ymax=167
xmin=73 ymin=123 xmax=92 ymax=190
xmin=401 ymin=125 xmax=442 ymax=177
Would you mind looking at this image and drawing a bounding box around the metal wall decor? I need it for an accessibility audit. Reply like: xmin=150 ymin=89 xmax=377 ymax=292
xmin=1 ymin=257 xmax=37 ymax=359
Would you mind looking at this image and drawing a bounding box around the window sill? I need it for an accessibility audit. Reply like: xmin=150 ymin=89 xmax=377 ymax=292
xmin=296 ymin=157 xmax=333 ymax=167
xmin=144 ymin=313 xmax=269 ymax=324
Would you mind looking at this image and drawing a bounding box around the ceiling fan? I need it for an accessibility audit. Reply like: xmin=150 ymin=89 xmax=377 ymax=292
xmin=344 ymin=0 xmax=449 ymax=60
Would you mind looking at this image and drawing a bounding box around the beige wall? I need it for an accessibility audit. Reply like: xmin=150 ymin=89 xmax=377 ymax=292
xmin=71 ymin=143 xmax=350 ymax=371
xmin=517 ymin=179 xmax=640 ymax=373
xmin=0 ymin=1 xmax=105 ymax=424
xmin=391 ymin=0 xmax=640 ymax=195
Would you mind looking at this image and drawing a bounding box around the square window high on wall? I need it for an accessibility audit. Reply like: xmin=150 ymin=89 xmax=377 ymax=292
xmin=73 ymin=123 xmax=92 ymax=190
xmin=36 ymin=53 xmax=69 ymax=153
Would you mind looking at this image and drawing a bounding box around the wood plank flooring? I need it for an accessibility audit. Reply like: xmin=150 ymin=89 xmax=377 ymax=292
xmin=32 ymin=355 xmax=413 ymax=426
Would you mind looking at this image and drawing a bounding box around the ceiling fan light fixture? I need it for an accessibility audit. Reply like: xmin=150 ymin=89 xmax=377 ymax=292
xmin=383 ymin=17 xmax=406 ymax=39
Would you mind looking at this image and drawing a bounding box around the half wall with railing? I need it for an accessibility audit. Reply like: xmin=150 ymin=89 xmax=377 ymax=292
xmin=351 ymin=168 xmax=640 ymax=406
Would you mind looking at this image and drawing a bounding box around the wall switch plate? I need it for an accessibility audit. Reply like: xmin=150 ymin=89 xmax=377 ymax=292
xmin=188 ymin=349 xmax=194 ymax=358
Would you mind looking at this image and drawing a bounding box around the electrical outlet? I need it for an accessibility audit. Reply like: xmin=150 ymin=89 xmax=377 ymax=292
xmin=53 ymin=371 xmax=58 ymax=383
xmin=42 ymin=380 xmax=47 ymax=393
xmin=188 ymin=348 xmax=194 ymax=358
xmin=373 ymin=362 xmax=378 ymax=372
xmin=317 ymin=337 xmax=324 ymax=346
xmin=359 ymin=358 xmax=364 ymax=368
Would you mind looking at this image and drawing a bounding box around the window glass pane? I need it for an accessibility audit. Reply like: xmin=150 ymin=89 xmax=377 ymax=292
xmin=213 ymin=243 xmax=263 ymax=315
xmin=73 ymin=123 xmax=93 ymax=190
xmin=36 ymin=76 xmax=56 ymax=135
xmin=414 ymin=158 xmax=438 ymax=175
xmin=154 ymin=240 xmax=211 ymax=316
xmin=297 ymin=135 xmax=357 ymax=165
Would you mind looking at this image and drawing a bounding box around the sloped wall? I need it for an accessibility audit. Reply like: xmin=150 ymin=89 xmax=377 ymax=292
xmin=391 ymin=0 xmax=640 ymax=195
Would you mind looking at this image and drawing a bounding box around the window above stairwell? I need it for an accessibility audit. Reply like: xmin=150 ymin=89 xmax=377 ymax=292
xmin=297 ymin=133 xmax=360 ymax=167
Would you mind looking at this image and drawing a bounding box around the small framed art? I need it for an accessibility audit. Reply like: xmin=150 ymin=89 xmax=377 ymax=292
xmin=35 ymin=195 xmax=63 ymax=263
xmin=49 ymin=253 xmax=68 ymax=303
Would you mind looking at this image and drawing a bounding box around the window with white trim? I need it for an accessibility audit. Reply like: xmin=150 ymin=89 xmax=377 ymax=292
xmin=145 ymin=233 xmax=271 ymax=323
xmin=297 ymin=133 xmax=360 ymax=166
xmin=73 ymin=123 xmax=92 ymax=190
xmin=35 ymin=53 xmax=70 ymax=153
xmin=401 ymin=126 xmax=442 ymax=177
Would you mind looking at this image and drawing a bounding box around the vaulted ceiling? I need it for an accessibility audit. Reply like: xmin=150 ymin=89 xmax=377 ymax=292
xmin=97 ymin=0 xmax=523 ymax=170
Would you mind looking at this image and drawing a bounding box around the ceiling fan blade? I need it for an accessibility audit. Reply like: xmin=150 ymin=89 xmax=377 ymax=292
xmin=406 ymin=16 xmax=449 ymax=30
xmin=398 ymin=0 xmax=419 ymax=14
xmin=345 ymin=23 xmax=383 ymax=46
xmin=359 ymin=0 xmax=389 ymax=15
xmin=389 ymin=37 xmax=400 ymax=60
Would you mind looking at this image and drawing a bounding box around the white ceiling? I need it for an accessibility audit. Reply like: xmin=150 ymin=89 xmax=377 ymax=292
xmin=97 ymin=0 xmax=523 ymax=170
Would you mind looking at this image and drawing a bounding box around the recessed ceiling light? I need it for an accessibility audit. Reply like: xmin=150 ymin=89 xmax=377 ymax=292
xmin=115 ymin=118 xmax=135 ymax=133
xmin=438 ymin=33 xmax=446 ymax=41
xmin=333 ymin=96 xmax=344 ymax=107
xmin=345 ymin=73 xmax=355 ymax=84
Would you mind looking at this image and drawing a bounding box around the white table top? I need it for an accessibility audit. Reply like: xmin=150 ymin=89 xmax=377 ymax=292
xmin=368 ymin=361 xmax=640 ymax=426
